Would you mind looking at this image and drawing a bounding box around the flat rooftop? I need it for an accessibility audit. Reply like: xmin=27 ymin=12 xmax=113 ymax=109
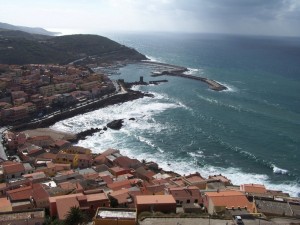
xmin=97 ymin=209 xmax=136 ymax=219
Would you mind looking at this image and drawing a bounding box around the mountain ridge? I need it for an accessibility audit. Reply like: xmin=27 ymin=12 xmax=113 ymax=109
xmin=0 ymin=23 xmax=147 ymax=65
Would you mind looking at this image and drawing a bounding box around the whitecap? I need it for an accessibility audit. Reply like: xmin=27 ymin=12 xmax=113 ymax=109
xmin=272 ymin=165 xmax=289 ymax=175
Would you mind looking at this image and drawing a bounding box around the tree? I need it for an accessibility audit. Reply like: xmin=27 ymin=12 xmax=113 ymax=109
xmin=64 ymin=206 xmax=88 ymax=225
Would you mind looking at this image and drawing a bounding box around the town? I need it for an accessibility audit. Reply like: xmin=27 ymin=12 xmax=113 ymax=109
xmin=0 ymin=63 xmax=300 ymax=225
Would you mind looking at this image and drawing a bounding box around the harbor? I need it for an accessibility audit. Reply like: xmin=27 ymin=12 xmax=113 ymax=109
xmin=141 ymin=61 xmax=227 ymax=91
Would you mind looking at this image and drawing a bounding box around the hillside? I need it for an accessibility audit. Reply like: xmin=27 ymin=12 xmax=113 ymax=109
xmin=0 ymin=30 xmax=147 ymax=64
xmin=0 ymin=22 xmax=59 ymax=36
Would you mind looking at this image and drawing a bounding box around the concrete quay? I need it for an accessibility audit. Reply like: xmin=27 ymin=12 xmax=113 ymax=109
xmin=141 ymin=61 xmax=227 ymax=91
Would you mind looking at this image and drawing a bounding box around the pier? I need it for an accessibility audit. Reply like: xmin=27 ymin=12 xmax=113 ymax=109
xmin=141 ymin=61 xmax=227 ymax=91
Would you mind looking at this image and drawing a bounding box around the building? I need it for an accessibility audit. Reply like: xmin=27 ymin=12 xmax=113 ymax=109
xmin=136 ymin=195 xmax=176 ymax=215
xmin=55 ymin=152 xmax=78 ymax=168
xmin=2 ymin=162 xmax=25 ymax=180
xmin=0 ymin=208 xmax=45 ymax=225
xmin=203 ymin=190 xmax=254 ymax=215
xmin=166 ymin=186 xmax=202 ymax=206
xmin=94 ymin=208 xmax=137 ymax=225
xmin=240 ymin=184 xmax=267 ymax=194
xmin=49 ymin=192 xmax=110 ymax=220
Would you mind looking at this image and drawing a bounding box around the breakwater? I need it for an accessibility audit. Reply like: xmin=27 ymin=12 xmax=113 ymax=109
xmin=141 ymin=61 xmax=227 ymax=91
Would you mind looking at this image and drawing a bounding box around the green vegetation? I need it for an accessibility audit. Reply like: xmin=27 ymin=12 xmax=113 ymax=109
xmin=0 ymin=30 xmax=146 ymax=65
xmin=64 ymin=206 xmax=88 ymax=225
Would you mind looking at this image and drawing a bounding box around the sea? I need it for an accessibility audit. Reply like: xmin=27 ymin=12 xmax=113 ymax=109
xmin=51 ymin=32 xmax=300 ymax=197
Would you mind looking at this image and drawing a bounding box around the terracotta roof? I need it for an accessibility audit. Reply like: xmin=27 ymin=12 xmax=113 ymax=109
xmin=56 ymin=196 xmax=79 ymax=220
xmin=184 ymin=173 xmax=206 ymax=183
xmin=0 ymin=197 xmax=12 ymax=212
xmin=38 ymin=152 xmax=57 ymax=160
xmin=114 ymin=156 xmax=142 ymax=169
xmin=86 ymin=193 xmax=108 ymax=202
xmin=168 ymin=186 xmax=200 ymax=198
xmin=109 ymin=189 xmax=131 ymax=204
xmin=7 ymin=185 xmax=33 ymax=201
xmin=101 ymin=175 xmax=113 ymax=184
xmin=78 ymin=154 xmax=92 ymax=160
xmin=136 ymin=195 xmax=176 ymax=205
xmin=49 ymin=193 xmax=83 ymax=204
xmin=108 ymin=179 xmax=139 ymax=191
xmin=145 ymin=184 xmax=166 ymax=194
xmin=206 ymin=190 xmax=252 ymax=210
xmin=100 ymin=148 xmax=120 ymax=156
xmin=240 ymin=184 xmax=267 ymax=194
xmin=32 ymin=183 xmax=49 ymax=200
xmin=3 ymin=162 xmax=25 ymax=174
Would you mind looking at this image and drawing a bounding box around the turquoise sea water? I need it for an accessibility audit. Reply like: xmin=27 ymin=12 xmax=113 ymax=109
xmin=52 ymin=33 xmax=300 ymax=196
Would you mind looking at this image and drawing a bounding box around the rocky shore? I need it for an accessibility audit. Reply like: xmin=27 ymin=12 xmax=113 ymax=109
xmin=11 ymin=90 xmax=153 ymax=132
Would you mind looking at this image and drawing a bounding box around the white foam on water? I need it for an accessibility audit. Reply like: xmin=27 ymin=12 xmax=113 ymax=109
xmin=143 ymin=55 xmax=163 ymax=63
xmin=272 ymin=165 xmax=289 ymax=175
xmin=217 ymin=82 xmax=238 ymax=93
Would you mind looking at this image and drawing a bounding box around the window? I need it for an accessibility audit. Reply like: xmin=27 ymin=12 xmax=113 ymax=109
xmin=187 ymin=199 xmax=190 ymax=203
xmin=194 ymin=199 xmax=198 ymax=203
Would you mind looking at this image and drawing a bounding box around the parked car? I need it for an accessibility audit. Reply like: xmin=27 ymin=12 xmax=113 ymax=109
xmin=234 ymin=216 xmax=244 ymax=225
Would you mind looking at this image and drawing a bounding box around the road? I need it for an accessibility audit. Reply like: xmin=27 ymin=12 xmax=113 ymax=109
xmin=0 ymin=126 xmax=8 ymax=160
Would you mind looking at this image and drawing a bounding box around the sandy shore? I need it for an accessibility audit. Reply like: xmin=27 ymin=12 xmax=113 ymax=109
xmin=23 ymin=128 xmax=77 ymax=142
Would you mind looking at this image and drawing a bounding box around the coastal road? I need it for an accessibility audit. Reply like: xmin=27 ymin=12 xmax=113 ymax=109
xmin=0 ymin=127 xmax=8 ymax=160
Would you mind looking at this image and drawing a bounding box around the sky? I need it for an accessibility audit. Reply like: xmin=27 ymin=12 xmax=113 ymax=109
xmin=1 ymin=0 xmax=300 ymax=36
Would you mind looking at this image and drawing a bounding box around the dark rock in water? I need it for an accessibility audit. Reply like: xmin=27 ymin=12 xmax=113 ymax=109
xmin=76 ymin=127 xmax=101 ymax=141
xmin=129 ymin=118 xmax=135 ymax=121
xmin=103 ymin=126 xmax=107 ymax=131
xmin=107 ymin=119 xmax=124 ymax=130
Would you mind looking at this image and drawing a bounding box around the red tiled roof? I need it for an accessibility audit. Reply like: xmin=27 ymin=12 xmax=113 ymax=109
xmin=136 ymin=195 xmax=176 ymax=205
xmin=108 ymin=179 xmax=139 ymax=191
xmin=206 ymin=190 xmax=253 ymax=210
xmin=86 ymin=193 xmax=108 ymax=202
xmin=3 ymin=162 xmax=25 ymax=175
xmin=109 ymin=189 xmax=130 ymax=204
xmin=240 ymin=183 xmax=267 ymax=194
xmin=56 ymin=196 xmax=79 ymax=220
xmin=32 ymin=183 xmax=49 ymax=200
xmin=7 ymin=185 xmax=33 ymax=201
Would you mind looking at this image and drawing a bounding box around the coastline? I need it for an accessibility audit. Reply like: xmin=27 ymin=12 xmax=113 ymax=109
xmin=11 ymin=90 xmax=152 ymax=132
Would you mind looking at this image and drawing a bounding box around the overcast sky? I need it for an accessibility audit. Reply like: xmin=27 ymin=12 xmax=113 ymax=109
xmin=1 ymin=0 xmax=300 ymax=36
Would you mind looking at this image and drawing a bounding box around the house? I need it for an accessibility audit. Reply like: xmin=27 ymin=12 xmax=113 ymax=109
xmin=113 ymin=156 xmax=142 ymax=169
xmin=93 ymin=208 xmax=137 ymax=225
xmin=22 ymin=171 xmax=47 ymax=183
xmin=2 ymin=162 xmax=25 ymax=180
xmin=27 ymin=136 xmax=55 ymax=148
xmin=108 ymin=189 xmax=134 ymax=208
xmin=1 ymin=106 xmax=28 ymax=123
xmin=49 ymin=192 xmax=110 ymax=220
xmin=182 ymin=173 xmax=207 ymax=189
xmin=136 ymin=195 xmax=176 ymax=215
xmin=63 ymin=146 xmax=91 ymax=155
xmin=108 ymin=179 xmax=140 ymax=192
xmin=135 ymin=166 xmax=155 ymax=182
xmin=240 ymin=184 xmax=267 ymax=195
xmin=166 ymin=186 xmax=202 ymax=206
xmin=208 ymin=174 xmax=232 ymax=186
xmin=203 ymin=190 xmax=254 ymax=215
xmin=32 ymin=183 xmax=50 ymax=208
xmin=93 ymin=148 xmax=120 ymax=165
xmin=0 ymin=208 xmax=45 ymax=225
xmin=109 ymin=166 xmax=131 ymax=177
xmin=0 ymin=197 xmax=12 ymax=212
xmin=55 ymin=152 xmax=78 ymax=168
xmin=77 ymin=154 xmax=93 ymax=169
